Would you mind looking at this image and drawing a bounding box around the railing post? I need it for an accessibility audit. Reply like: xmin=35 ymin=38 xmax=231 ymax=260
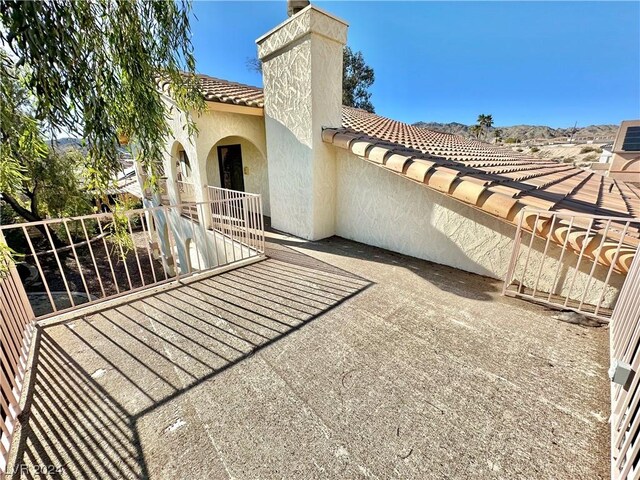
xmin=503 ymin=210 xmax=524 ymax=295
xmin=609 ymin=247 xmax=640 ymax=479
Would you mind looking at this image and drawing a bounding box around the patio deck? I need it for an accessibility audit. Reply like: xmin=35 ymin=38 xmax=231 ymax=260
xmin=7 ymin=229 xmax=609 ymax=479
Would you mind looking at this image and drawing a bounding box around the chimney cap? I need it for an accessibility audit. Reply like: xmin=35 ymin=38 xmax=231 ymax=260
xmin=287 ymin=0 xmax=310 ymax=17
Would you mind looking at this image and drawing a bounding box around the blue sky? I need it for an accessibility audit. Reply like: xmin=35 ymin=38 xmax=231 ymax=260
xmin=189 ymin=1 xmax=640 ymax=128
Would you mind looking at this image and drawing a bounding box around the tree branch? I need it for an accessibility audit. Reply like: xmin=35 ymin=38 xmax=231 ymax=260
xmin=1 ymin=191 xmax=66 ymax=247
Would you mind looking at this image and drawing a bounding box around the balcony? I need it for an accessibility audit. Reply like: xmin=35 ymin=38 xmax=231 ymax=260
xmin=1 ymin=209 xmax=612 ymax=478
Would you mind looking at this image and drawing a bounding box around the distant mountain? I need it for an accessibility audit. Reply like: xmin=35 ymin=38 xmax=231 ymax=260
xmin=52 ymin=137 xmax=131 ymax=159
xmin=51 ymin=137 xmax=86 ymax=152
xmin=412 ymin=122 xmax=618 ymax=142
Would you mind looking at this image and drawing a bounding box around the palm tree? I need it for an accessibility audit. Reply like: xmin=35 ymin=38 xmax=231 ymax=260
xmin=470 ymin=124 xmax=483 ymax=140
xmin=477 ymin=114 xmax=494 ymax=140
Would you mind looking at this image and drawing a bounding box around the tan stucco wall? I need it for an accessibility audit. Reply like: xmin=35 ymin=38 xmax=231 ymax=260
xmin=205 ymin=135 xmax=270 ymax=216
xmin=158 ymin=101 xmax=270 ymax=213
xmin=609 ymin=152 xmax=640 ymax=184
xmin=259 ymin=5 xmax=346 ymax=240
xmin=335 ymin=150 xmax=624 ymax=307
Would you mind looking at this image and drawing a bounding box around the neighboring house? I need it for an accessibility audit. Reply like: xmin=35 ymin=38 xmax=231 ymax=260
xmin=141 ymin=4 xmax=639 ymax=307
xmin=587 ymin=143 xmax=614 ymax=176
xmin=599 ymin=143 xmax=614 ymax=163
xmin=608 ymin=120 xmax=640 ymax=185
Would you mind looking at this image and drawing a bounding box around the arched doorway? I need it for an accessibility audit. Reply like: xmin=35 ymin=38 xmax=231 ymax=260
xmin=206 ymin=136 xmax=270 ymax=216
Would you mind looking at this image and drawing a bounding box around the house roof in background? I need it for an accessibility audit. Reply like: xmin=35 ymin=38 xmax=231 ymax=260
xmin=169 ymin=75 xmax=639 ymax=270
xmin=158 ymin=73 xmax=265 ymax=108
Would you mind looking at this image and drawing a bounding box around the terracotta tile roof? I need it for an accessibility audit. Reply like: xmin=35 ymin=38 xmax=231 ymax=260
xmin=163 ymin=75 xmax=639 ymax=271
xmin=325 ymin=107 xmax=640 ymax=273
xmin=158 ymin=74 xmax=264 ymax=108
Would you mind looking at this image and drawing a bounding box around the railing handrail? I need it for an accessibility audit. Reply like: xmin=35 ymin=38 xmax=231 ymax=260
xmin=609 ymin=239 xmax=640 ymax=479
xmin=1 ymin=253 xmax=36 ymax=475
xmin=503 ymin=208 xmax=638 ymax=321
xmin=517 ymin=207 xmax=640 ymax=223
xmin=207 ymin=185 xmax=261 ymax=198
xmin=510 ymin=208 xmax=639 ymax=275
xmin=0 ymin=192 xmax=265 ymax=319
xmin=0 ymin=200 xmax=245 ymax=231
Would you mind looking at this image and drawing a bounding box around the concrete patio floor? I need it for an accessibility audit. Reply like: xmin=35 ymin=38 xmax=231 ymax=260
xmin=7 ymin=229 xmax=609 ymax=479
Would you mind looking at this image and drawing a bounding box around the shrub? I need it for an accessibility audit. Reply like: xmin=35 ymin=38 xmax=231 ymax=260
xmin=504 ymin=137 xmax=517 ymax=144
xmin=580 ymin=146 xmax=602 ymax=154
xmin=530 ymin=147 xmax=540 ymax=153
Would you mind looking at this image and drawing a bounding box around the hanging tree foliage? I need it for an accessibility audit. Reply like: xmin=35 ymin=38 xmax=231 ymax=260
xmin=342 ymin=46 xmax=375 ymax=113
xmin=0 ymin=0 xmax=204 ymax=193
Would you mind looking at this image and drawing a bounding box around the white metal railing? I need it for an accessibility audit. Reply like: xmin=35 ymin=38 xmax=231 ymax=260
xmin=610 ymin=249 xmax=640 ymax=479
xmin=503 ymin=209 xmax=639 ymax=321
xmin=0 ymin=189 xmax=264 ymax=474
xmin=0 ymin=194 xmax=264 ymax=322
xmin=207 ymin=186 xmax=265 ymax=253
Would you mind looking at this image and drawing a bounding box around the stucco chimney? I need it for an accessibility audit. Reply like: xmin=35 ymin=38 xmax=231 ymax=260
xmin=256 ymin=5 xmax=347 ymax=240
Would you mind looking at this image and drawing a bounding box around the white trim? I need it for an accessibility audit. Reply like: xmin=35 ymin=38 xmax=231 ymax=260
xmin=255 ymin=4 xmax=348 ymax=45
xmin=205 ymin=101 xmax=264 ymax=117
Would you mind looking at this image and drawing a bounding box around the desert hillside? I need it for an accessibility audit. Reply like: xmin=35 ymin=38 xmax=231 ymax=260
xmin=413 ymin=121 xmax=618 ymax=142
xmin=510 ymin=143 xmax=608 ymax=167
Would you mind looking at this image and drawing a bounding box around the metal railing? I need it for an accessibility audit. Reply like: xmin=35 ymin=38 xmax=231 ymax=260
xmin=503 ymin=209 xmax=639 ymax=321
xmin=177 ymin=180 xmax=197 ymax=217
xmin=0 ymin=256 xmax=35 ymax=474
xmin=0 ymin=190 xmax=263 ymax=474
xmin=610 ymin=249 xmax=640 ymax=479
xmin=207 ymin=186 xmax=265 ymax=253
xmin=0 ymin=195 xmax=264 ymax=322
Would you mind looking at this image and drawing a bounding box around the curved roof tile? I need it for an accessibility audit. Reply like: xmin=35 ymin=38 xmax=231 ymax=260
xmin=327 ymin=108 xmax=640 ymax=272
xmin=158 ymin=74 xmax=265 ymax=108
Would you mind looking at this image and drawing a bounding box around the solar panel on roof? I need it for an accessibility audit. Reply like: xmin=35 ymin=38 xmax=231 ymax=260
xmin=622 ymin=126 xmax=640 ymax=152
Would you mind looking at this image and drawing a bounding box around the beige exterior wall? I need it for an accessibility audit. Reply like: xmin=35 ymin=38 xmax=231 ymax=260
xmin=335 ymin=149 xmax=624 ymax=307
xmin=159 ymin=99 xmax=270 ymax=214
xmin=258 ymin=5 xmax=347 ymax=240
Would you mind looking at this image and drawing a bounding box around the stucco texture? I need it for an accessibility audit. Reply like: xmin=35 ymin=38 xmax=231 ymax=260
xmin=159 ymin=102 xmax=269 ymax=213
xmin=260 ymin=6 xmax=346 ymax=240
xmin=335 ymin=150 xmax=623 ymax=307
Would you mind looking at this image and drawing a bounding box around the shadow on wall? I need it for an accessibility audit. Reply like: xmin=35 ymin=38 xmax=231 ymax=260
xmin=264 ymin=219 xmax=499 ymax=302
xmin=335 ymin=150 xmax=514 ymax=281
xmin=334 ymin=152 xmax=628 ymax=308
xmin=9 ymin=243 xmax=371 ymax=479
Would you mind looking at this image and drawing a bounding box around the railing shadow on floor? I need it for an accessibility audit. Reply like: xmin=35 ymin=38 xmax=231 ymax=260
xmin=7 ymin=243 xmax=372 ymax=479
